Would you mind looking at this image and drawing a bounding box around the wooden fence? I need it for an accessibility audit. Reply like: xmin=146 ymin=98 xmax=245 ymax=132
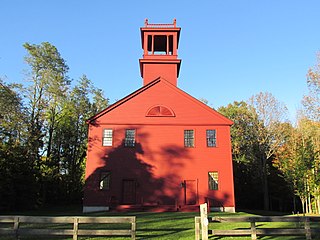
xmin=195 ymin=215 xmax=320 ymax=240
xmin=0 ymin=215 xmax=136 ymax=240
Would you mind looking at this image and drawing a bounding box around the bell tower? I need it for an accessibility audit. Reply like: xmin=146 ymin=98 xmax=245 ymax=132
xmin=139 ymin=19 xmax=182 ymax=86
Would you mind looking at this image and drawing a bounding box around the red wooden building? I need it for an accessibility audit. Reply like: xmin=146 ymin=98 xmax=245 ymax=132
xmin=83 ymin=19 xmax=235 ymax=213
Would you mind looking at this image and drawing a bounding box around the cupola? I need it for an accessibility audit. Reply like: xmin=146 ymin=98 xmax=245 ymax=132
xmin=139 ymin=19 xmax=182 ymax=86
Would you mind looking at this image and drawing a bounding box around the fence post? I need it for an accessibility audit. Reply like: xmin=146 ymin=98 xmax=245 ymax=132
xmin=250 ymin=221 xmax=257 ymax=240
xmin=13 ymin=216 xmax=19 ymax=240
xmin=195 ymin=217 xmax=201 ymax=240
xmin=200 ymin=203 xmax=208 ymax=240
xmin=73 ymin=217 xmax=79 ymax=240
xmin=305 ymin=217 xmax=311 ymax=240
xmin=131 ymin=216 xmax=136 ymax=240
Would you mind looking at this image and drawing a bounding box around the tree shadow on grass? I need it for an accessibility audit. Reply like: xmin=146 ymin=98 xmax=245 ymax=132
xmin=136 ymin=227 xmax=193 ymax=239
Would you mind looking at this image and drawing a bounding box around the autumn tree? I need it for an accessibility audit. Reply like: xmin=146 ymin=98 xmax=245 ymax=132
xmin=275 ymin=117 xmax=320 ymax=214
xmin=302 ymin=52 xmax=320 ymax=121
xmin=248 ymin=92 xmax=289 ymax=211
xmin=295 ymin=53 xmax=320 ymax=213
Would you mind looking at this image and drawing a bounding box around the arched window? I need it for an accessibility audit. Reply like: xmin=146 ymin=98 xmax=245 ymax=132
xmin=146 ymin=105 xmax=175 ymax=117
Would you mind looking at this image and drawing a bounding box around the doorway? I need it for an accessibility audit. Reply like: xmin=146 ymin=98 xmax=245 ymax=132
xmin=122 ymin=179 xmax=136 ymax=204
xmin=184 ymin=180 xmax=197 ymax=205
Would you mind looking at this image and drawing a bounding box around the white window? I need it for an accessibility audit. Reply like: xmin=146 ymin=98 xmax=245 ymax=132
xmin=206 ymin=129 xmax=217 ymax=147
xmin=100 ymin=171 xmax=111 ymax=190
xmin=208 ymin=171 xmax=219 ymax=190
xmin=102 ymin=129 xmax=113 ymax=146
xmin=184 ymin=130 xmax=194 ymax=147
xmin=125 ymin=129 xmax=136 ymax=147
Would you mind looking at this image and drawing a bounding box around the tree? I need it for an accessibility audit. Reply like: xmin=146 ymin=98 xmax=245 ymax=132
xmin=23 ymin=42 xmax=70 ymax=203
xmin=302 ymin=52 xmax=320 ymax=122
xmin=248 ymin=92 xmax=289 ymax=210
xmin=50 ymin=75 xmax=108 ymax=203
xmin=23 ymin=42 xmax=70 ymax=167
xmin=297 ymin=53 xmax=320 ymax=213
xmin=219 ymin=101 xmax=259 ymax=164
xmin=0 ymin=79 xmax=25 ymax=143
xmin=263 ymin=53 xmax=320 ymax=214
xmin=275 ymin=117 xmax=320 ymax=214
xmin=0 ymin=79 xmax=38 ymax=210
xmin=1 ymin=43 xmax=108 ymax=210
xmin=218 ymin=101 xmax=262 ymax=208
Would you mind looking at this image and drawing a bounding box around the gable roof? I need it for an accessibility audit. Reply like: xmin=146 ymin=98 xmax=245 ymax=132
xmin=87 ymin=78 xmax=161 ymax=123
xmin=87 ymin=77 xmax=233 ymax=126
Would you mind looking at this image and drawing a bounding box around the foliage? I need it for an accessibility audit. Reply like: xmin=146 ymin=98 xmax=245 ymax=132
xmin=0 ymin=42 xmax=108 ymax=210
xmin=273 ymin=53 xmax=320 ymax=214
xmin=248 ymin=92 xmax=289 ymax=211
xmin=302 ymin=52 xmax=320 ymax=121
xmin=0 ymin=79 xmax=25 ymax=143
xmin=218 ymin=101 xmax=293 ymax=211
xmin=275 ymin=118 xmax=320 ymax=214
xmin=218 ymin=102 xmax=262 ymax=208
xmin=218 ymin=101 xmax=259 ymax=165
xmin=0 ymin=79 xmax=38 ymax=210
xmin=218 ymin=55 xmax=319 ymax=214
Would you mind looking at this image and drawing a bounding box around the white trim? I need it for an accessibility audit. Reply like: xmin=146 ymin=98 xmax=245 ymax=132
xmin=83 ymin=206 xmax=109 ymax=213
xmin=211 ymin=207 xmax=235 ymax=213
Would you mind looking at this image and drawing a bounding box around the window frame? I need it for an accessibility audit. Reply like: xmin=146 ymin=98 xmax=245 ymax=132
xmin=124 ymin=129 xmax=136 ymax=147
xmin=184 ymin=129 xmax=195 ymax=148
xmin=206 ymin=129 xmax=217 ymax=147
xmin=208 ymin=171 xmax=219 ymax=190
xmin=102 ymin=129 xmax=113 ymax=147
xmin=99 ymin=171 xmax=111 ymax=190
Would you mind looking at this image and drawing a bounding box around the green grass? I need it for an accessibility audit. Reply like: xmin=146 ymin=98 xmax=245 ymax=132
xmin=0 ymin=206 xmax=319 ymax=239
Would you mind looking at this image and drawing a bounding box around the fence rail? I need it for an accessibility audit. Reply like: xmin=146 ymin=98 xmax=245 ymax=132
xmin=195 ymin=215 xmax=320 ymax=240
xmin=0 ymin=215 xmax=136 ymax=240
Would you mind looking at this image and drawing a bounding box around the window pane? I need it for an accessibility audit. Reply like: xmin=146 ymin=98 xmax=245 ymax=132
xmin=208 ymin=171 xmax=218 ymax=190
xmin=100 ymin=172 xmax=111 ymax=190
xmin=125 ymin=129 xmax=136 ymax=147
xmin=103 ymin=138 xmax=112 ymax=146
xmin=206 ymin=129 xmax=216 ymax=147
xmin=102 ymin=129 xmax=113 ymax=146
xmin=103 ymin=129 xmax=113 ymax=137
xmin=184 ymin=130 xmax=194 ymax=147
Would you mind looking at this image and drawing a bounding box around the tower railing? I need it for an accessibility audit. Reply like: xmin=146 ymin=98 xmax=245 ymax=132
xmin=144 ymin=19 xmax=177 ymax=28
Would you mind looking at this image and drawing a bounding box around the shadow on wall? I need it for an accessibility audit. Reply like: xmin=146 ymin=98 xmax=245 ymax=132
xmin=84 ymin=124 xmax=233 ymax=210
xmin=205 ymin=192 xmax=231 ymax=211
xmin=84 ymin=126 xmax=194 ymax=207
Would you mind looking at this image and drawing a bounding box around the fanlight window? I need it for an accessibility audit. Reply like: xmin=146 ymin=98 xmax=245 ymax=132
xmin=146 ymin=105 xmax=175 ymax=117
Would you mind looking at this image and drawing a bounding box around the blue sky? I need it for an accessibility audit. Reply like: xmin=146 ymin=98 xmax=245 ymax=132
xmin=1 ymin=1 xmax=319 ymax=121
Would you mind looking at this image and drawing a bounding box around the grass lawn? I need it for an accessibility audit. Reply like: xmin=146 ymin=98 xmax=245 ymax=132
xmin=0 ymin=206 xmax=318 ymax=239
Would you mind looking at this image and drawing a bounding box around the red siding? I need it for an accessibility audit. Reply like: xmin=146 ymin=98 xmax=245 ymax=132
xmin=84 ymin=79 xmax=235 ymax=209
xmin=142 ymin=63 xmax=178 ymax=86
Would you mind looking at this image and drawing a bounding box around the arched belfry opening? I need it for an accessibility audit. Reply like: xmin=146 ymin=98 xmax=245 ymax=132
xmin=139 ymin=19 xmax=181 ymax=86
